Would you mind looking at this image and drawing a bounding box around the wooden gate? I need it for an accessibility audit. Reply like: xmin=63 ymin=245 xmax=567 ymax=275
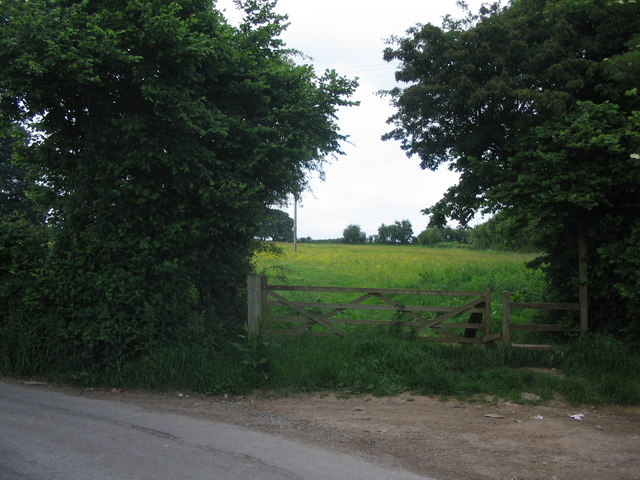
xmin=247 ymin=275 xmax=500 ymax=344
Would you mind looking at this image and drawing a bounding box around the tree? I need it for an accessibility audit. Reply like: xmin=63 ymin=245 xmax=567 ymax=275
xmin=257 ymin=208 xmax=294 ymax=242
xmin=0 ymin=123 xmax=41 ymax=223
xmin=469 ymin=212 xmax=538 ymax=252
xmin=418 ymin=225 xmax=470 ymax=246
xmin=0 ymin=0 xmax=357 ymax=371
xmin=382 ymin=0 xmax=640 ymax=337
xmin=417 ymin=227 xmax=444 ymax=246
xmin=0 ymin=125 xmax=22 ymax=215
xmin=342 ymin=224 xmax=366 ymax=244
xmin=377 ymin=219 xmax=413 ymax=244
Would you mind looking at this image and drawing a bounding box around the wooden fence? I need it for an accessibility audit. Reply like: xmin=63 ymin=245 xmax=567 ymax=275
xmin=247 ymin=275 xmax=501 ymax=345
xmin=501 ymin=291 xmax=586 ymax=350
xmin=248 ymin=275 xmax=589 ymax=348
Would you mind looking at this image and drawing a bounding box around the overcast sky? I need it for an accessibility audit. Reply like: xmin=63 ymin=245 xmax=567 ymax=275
xmin=217 ymin=0 xmax=487 ymax=239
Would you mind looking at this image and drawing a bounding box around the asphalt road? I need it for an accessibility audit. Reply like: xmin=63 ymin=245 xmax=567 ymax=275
xmin=0 ymin=380 xmax=434 ymax=480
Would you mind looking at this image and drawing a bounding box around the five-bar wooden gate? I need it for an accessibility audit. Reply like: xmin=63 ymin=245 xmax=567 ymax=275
xmin=247 ymin=275 xmax=500 ymax=345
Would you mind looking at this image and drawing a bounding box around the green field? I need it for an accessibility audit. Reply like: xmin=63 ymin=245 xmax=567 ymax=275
xmin=254 ymin=243 xmax=542 ymax=292
xmin=242 ymin=243 xmax=638 ymax=405
xmin=253 ymin=243 xmax=550 ymax=340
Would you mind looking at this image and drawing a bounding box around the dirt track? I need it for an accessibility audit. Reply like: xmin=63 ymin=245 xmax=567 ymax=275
xmin=35 ymin=381 xmax=640 ymax=480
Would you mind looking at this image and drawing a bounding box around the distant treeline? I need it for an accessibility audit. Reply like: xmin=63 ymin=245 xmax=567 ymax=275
xmin=416 ymin=213 xmax=539 ymax=252
xmin=294 ymin=213 xmax=539 ymax=252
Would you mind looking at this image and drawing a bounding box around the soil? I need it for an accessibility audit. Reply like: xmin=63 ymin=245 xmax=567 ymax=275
xmin=22 ymin=379 xmax=640 ymax=480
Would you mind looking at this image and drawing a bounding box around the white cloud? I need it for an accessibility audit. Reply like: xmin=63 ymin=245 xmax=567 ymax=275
xmin=216 ymin=0 xmax=486 ymax=239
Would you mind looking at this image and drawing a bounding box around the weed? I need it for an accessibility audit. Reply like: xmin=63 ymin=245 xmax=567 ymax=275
xmin=231 ymin=332 xmax=280 ymax=384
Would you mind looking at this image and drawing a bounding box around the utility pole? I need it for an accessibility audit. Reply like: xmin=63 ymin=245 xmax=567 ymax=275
xmin=293 ymin=195 xmax=298 ymax=252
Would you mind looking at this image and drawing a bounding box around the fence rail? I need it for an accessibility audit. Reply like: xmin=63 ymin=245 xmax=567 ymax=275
xmin=501 ymin=291 xmax=584 ymax=350
xmin=248 ymin=275 xmax=499 ymax=345
xmin=248 ymin=276 xmax=587 ymax=348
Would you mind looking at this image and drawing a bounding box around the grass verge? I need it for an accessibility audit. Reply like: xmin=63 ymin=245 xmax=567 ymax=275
xmin=15 ymin=332 xmax=630 ymax=406
xmin=257 ymin=333 xmax=639 ymax=405
xmin=5 ymin=245 xmax=637 ymax=405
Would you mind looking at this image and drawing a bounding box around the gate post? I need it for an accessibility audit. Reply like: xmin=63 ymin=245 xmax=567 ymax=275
xmin=247 ymin=274 xmax=267 ymax=338
xmin=484 ymin=286 xmax=492 ymax=338
xmin=502 ymin=290 xmax=511 ymax=346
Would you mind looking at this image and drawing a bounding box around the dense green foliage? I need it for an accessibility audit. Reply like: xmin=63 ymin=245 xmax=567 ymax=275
xmin=469 ymin=213 xmax=539 ymax=252
xmin=383 ymin=0 xmax=640 ymax=338
xmin=1 ymin=125 xmax=37 ymax=221
xmin=0 ymin=0 xmax=356 ymax=375
xmin=374 ymin=219 xmax=414 ymax=244
xmin=256 ymin=208 xmax=294 ymax=242
xmin=417 ymin=225 xmax=470 ymax=247
xmin=341 ymin=224 xmax=367 ymax=244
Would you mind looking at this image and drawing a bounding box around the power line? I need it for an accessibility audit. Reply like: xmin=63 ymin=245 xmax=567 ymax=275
xmin=335 ymin=64 xmax=398 ymax=73
xmin=336 ymin=63 xmax=393 ymax=70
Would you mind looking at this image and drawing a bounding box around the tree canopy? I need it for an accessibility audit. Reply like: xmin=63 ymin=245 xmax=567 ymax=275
xmin=256 ymin=208 xmax=294 ymax=242
xmin=342 ymin=224 xmax=367 ymax=244
xmin=377 ymin=219 xmax=414 ymax=244
xmin=417 ymin=225 xmax=470 ymax=247
xmin=383 ymin=0 xmax=640 ymax=337
xmin=0 ymin=0 xmax=356 ymax=371
xmin=0 ymin=124 xmax=34 ymax=220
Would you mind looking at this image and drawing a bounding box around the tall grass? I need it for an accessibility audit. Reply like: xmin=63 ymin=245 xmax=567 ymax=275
xmin=257 ymin=333 xmax=640 ymax=405
xmin=54 ymin=331 xmax=633 ymax=405
xmin=247 ymin=243 xmax=640 ymax=405
xmin=9 ymin=243 xmax=637 ymax=406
